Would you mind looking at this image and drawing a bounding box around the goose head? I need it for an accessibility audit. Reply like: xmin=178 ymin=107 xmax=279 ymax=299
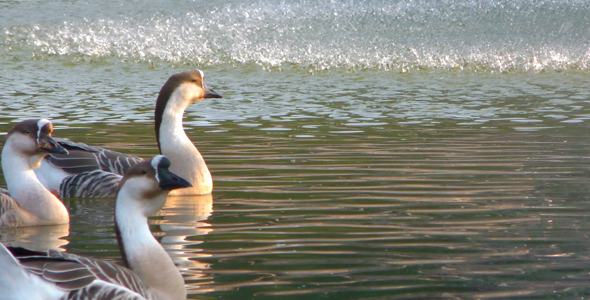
xmin=3 ymin=119 xmax=68 ymax=168
xmin=117 ymin=155 xmax=192 ymax=217
xmin=154 ymin=70 xmax=222 ymax=143
xmin=162 ymin=69 xmax=222 ymax=104
xmin=155 ymin=69 xmax=222 ymax=113
xmin=114 ymin=155 xmax=192 ymax=300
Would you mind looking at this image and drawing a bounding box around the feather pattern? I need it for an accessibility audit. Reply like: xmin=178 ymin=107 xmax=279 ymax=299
xmin=0 ymin=189 xmax=21 ymax=226
xmin=41 ymin=138 xmax=143 ymax=198
xmin=48 ymin=138 xmax=144 ymax=176
xmin=58 ymin=170 xmax=123 ymax=198
xmin=12 ymin=248 xmax=158 ymax=300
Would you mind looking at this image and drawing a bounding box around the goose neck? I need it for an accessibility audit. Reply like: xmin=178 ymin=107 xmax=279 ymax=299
xmin=115 ymin=187 xmax=186 ymax=300
xmin=1 ymin=144 xmax=69 ymax=225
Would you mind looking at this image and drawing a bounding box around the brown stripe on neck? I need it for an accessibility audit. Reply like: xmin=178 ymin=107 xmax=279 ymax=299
xmin=114 ymin=216 xmax=131 ymax=269
xmin=113 ymin=171 xmax=133 ymax=269
xmin=154 ymin=71 xmax=195 ymax=153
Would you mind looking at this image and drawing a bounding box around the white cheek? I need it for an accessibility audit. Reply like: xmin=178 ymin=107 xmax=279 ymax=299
xmin=118 ymin=176 xmax=166 ymax=216
xmin=122 ymin=177 xmax=154 ymax=196
xmin=179 ymin=83 xmax=204 ymax=101
xmin=12 ymin=134 xmax=38 ymax=154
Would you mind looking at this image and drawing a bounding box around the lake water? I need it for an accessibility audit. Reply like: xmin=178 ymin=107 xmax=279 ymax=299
xmin=1 ymin=1 xmax=590 ymax=299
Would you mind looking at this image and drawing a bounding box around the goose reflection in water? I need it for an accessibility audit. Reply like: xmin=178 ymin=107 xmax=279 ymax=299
xmin=156 ymin=194 xmax=213 ymax=282
xmin=0 ymin=223 xmax=69 ymax=251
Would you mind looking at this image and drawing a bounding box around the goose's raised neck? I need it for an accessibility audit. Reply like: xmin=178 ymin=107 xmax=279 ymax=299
xmin=34 ymin=69 xmax=222 ymax=198
xmin=115 ymin=155 xmax=192 ymax=300
xmin=154 ymin=70 xmax=221 ymax=196
xmin=1 ymin=119 xmax=69 ymax=227
xmin=0 ymin=155 xmax=192 ymax=299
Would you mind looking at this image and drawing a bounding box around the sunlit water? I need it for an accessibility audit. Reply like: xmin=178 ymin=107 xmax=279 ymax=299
xmin=1 ymin=1 xmax=590 ymax=299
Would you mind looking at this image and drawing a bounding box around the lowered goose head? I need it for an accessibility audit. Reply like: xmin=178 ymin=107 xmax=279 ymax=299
xmin=3 ymin=119 xmax=68 ymax=169
xmin=1 ymin=119 xmax=69 ymax=227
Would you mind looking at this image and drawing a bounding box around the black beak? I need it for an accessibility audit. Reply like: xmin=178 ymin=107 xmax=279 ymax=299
xmin=203 ymin=83 xmax=222 ymax=99
xmin=38 ymin=134 xmax=68 ymax=155
xmin=158 ymin=168 xmax=193 ymax=191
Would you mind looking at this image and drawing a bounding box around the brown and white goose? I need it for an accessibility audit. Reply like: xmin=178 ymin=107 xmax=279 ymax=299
xmin=0 ymin=155 xmax=192 ymax=299
xmin=0 ymin=119 xmax=69 ymax=227
xmin=34 ymin=70 xmax=221 ymax=198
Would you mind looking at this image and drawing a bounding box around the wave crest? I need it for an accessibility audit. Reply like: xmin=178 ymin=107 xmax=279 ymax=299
xmin=4 ymin=0 xmax=590 ymax=72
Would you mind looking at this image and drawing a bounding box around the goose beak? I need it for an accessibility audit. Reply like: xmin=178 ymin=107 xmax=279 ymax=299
xmin=157 ymin=168 xmax=193 ymax=191
xmin=203 ymin=83 xmax=222 ymax=99
xmin=38 ymin=134 xmax=68 ymax=155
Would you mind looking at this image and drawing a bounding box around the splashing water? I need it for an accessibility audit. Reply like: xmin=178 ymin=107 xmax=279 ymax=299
xmin=2 ymin=0 xmax=590 ymax=71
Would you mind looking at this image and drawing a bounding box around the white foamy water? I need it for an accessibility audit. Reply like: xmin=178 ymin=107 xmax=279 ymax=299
xmin=2 ymin=0 xmax=590 ymax=72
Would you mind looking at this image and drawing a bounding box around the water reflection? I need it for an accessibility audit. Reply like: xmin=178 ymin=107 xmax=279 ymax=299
xmin=0 ymin=224 xmax=69 ymax=251
xmin=0 ymin=59 xmax=589 ymax=299
xmin=0 ymin=114 xmax=589 ymax=299
xmin=157 ymin=194 xmax=214 ymax=285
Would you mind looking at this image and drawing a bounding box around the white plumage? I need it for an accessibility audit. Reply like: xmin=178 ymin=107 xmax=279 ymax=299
xmin=0 ymin=119 xmax=69 ymax=227
xmin=0 ymin=155 xmax=192 ymax=300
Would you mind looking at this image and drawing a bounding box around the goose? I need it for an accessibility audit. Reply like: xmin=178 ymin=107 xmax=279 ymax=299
xmin=35 ymin=69 xmax=222 ymax=198
xmin=0 ymin=119 xmax=69 ymax=227
xmin=0 ymin=155 xmax=193 ymax=300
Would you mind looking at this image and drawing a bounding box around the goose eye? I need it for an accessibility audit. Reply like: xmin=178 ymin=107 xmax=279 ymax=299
xmin=24 ymin=130 xmax=31 ymax=134
xmin=141 ymin=170 xmax=147 ymax=175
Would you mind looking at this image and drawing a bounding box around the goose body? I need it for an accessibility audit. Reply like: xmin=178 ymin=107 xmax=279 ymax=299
xmin=35 ymin=138 xmax=142 ymax=198
xmin=0 ymin=119 xmax=70 ymax=227
xmin=35 ymin=70 xmax=222 ymax=198
xmin=0 ymin=155 xmax=192 ymax=299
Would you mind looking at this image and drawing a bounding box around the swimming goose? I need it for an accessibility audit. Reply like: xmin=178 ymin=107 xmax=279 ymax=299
xmin=0 ymin=119 xmax=69 ymax=227
xmin=35 ymin=69 xmax=222 ymax=198
xmin=0 ymin=155 xmax=192 ymax=300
